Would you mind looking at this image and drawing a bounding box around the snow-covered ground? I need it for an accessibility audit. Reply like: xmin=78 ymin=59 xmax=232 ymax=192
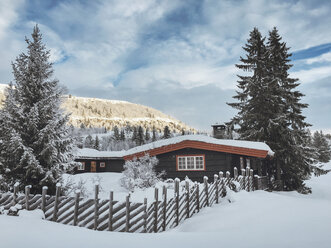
xmin=1 ymin=163 xmax=331 ymax=248
xmin=61 ymin=172 xmax=188 ymax=203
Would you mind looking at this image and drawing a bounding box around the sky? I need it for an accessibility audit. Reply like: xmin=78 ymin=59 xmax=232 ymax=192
xmin=0 ymin=0 xmax=331 ymax=133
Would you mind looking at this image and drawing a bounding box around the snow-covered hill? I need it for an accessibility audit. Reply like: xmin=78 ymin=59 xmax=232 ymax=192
xmin=0 ymin=84 xmax=195 ymax=133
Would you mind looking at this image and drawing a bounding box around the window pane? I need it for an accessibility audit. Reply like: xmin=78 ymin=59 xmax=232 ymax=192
xmin=187 ymin=157 xmax=194 ymax=169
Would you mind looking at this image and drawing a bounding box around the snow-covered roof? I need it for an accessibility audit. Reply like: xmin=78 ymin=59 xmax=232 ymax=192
xmin=76 ymin=148 xmax=125 ymax=159
xmin=125 ymin=135 xmax=274 ymax=157
xmin=76 ymin=135 xmax=274 ymax=159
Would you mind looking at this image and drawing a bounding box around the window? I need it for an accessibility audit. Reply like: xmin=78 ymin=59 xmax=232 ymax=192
xmin=177 ymin=155 xmax=205 ymax=171
xmin=100 ymin=162 xmax=106 ymax=168
xmin=78 ymin=162 xmax=85 ymax=170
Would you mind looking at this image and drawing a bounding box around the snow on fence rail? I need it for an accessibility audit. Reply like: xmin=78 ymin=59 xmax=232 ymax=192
xmin=0 ymin=167 xmax=268 ymax=233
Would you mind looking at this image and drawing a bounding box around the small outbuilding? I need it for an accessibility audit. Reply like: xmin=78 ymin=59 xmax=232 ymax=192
xmin=75 ymin=135 xmax=273 ymax=182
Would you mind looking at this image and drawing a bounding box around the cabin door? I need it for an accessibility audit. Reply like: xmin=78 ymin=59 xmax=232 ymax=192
xmin=91 ymin=161 xmax=97 ymax=172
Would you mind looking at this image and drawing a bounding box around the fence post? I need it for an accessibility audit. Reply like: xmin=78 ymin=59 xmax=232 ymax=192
xmin=234 ymin=167 xmax=238 ymax=181
xmin=94 ymin=184 xmax=99 ymax=230
xmin=185 ymin=180 xmax=190 ymax=218
xmin=219 ymin=172 xmax=224 ymax=196
xmin=250 ymin=169 xmax=254 ymax=191
xmin=41 ymin=186 xmax=48 ymax=213
xmin=154 ymin=187 xmax=159 ymax=233
xmin=226 ymin=171 xmax=230 ymax=184
xmin=73 ymin=190 xmax=80 ymax=226
xmin=13 ymin=183 xmax=19 ymax=206
xmin=162 ymin=185 xmax=167 ymax=231
xmin=195 ymin=182 xmax=200 ymax=213
xmin=204 ymin=176 xmax=209 ymax=207
xmin=241 ymin=169 xmax=246 ymax=191
xmin=108 ymin=191 xmax=113 ymax=231
xmin=25 ymin=185 xmax=31 ymax=210
xmin=125 ymin=194 xmax=130 ymax=232
xmin=143 ymin=197 xmax=147 ymax=233
xmin=175 ymin=178 xmax=180 ymax=226
xmin=52 ymin=183 xmax=61 ymax=222
xmin=214 ymin=174 xmax=219 ymax=204
xmin=246 ymin=167 xmax=250 ymax=192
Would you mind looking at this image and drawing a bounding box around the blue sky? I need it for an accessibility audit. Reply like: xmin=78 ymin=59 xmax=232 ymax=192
xmin=0 ymin=0 xmax=331 ymax=132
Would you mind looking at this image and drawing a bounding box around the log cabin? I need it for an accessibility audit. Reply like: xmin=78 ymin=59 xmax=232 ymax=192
xmin=74 ymin=135 xmax=273 ymax=182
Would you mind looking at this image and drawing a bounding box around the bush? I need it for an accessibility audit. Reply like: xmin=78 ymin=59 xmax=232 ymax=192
xmin=120 ymin=154 xmax=165 ymax=191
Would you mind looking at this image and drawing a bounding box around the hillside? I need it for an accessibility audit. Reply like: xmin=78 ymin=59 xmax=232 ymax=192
xmin=0 ymin=84 xmax=195 ymax=132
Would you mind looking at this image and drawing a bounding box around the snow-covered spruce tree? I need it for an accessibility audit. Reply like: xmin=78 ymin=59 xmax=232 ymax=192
xmin=84 ymin=134 xmax=94 ymax=148
xmin=0 ymin=25 xmax=76 ymax=194
xmin=227 ymin=27 xmax=312 ymax=192
xmin=312 ymin=131 xmax=331 ymax=163
xmin=113 ymin=125 xmax=120 ymax=141
xmin=137 ymin=126 xmax=145 ymax=146
xmin=267 ymin=27 xmax=312 ymax=191
xmin=152 ymin=126 xmax=157 ymax=141
xmin=120 ymin=154 xmax=165 ymax=191
xmin=163 ymin=126 xmax=171 ymax=139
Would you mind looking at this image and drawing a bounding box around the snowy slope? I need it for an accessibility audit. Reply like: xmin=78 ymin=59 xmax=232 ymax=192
xmin=0 ymin=84 xmax=195 ymax=133
xmin=1 ymin=162 xmax=331 ymax=248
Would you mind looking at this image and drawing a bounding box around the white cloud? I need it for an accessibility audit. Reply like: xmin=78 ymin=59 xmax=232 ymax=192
xmin=291 ymin=66 xmax=331 ymax=84
xmin=306 ymin=52 xmax=331 ymax=64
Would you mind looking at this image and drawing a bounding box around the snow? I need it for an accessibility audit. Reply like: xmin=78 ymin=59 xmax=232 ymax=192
xmin=76 ymin=148 xmax=125 ymax=158
xmin=0 ymin=83 xmax=8 ymax=92
xmin=1 ymin=162 xmax=331 ymax=248
xmin=77 ymin=135 xmax=274 ymax=158
xmin=62 ymin=172 xmax=185 ymax=202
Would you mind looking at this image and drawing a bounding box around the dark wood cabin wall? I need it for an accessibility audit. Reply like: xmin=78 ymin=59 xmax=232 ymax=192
xmin=74 ymin=159 xmax=124 ymax=173
xmin=155 ymin=149 xmax=266 ymax=182
xmin=156 ymin=148 xmax=232 ymax=182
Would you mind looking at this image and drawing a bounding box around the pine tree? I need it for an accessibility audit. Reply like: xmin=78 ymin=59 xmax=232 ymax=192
xmin=228 ymin=27 xmax=312 ymax=192
xmin=120 ymin=129 xmax=125 ymax=141
xmin=137 ymin=126 xmax=145 ymax=146
xmin=145 ymin=128 xmax=150 ymax=142
xmin=163 ymin=126 xmax=171 ymax=139
xmin=266 ymin=27 xmax=312 ymax=191
xmin=312 ymin=131 xmax=331 ymax=163
xmin=84 ymin=134 xmax=94 ymax=148
xmin=132 ymin=127 xmax=138 ymax=144
xmin=94 ymin=135 xmax=100 ymax=150
xmin=152 ymin=126 xmax=157 ymax=142
xmin=0 ymin=25 xmax=75 ymax=193
xmin=113 ymin=126 xmax=120 ymax=141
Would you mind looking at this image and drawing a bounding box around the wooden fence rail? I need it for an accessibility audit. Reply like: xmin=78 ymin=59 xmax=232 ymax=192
xmin=0 ymin=167 xmax=267 ymax=233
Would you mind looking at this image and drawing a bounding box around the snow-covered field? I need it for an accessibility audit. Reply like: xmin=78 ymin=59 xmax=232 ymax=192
xmin=1 ymin=162 xmax=331 ymax=248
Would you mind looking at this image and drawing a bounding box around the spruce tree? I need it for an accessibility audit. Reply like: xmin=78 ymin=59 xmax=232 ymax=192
xmin=137 ymin=126 xmax=145 ymax=146
xmin=152 ymin=126 xmax=157 ymax=142
xmin=131 ymin=127 xmax=138 ymax=144
xmin=312 ymin=131 xmax=331 ymax=163
xmin=145 ymin=128 xmax=150 ymax=142
xmin=84 ymin=134 xmax=94 ymax=148
xmin=113 ymin=125 xmax=120 ymax=141
xmin=163 ymin=126 xmax=171 ymax=139
xmin=228 ymin=27 xmax=312 ymax=192
xmin=0 ymin=25 xmax=75 ymax=193
xmin=120 ymin=129 xmax=125 ymax=141
xmin=94 ymin=135 xmax=100 ymax=150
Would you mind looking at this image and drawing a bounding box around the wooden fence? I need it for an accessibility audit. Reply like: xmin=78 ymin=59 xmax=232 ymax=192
xmin=0 ymin=167 xmax=266 ymax=233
